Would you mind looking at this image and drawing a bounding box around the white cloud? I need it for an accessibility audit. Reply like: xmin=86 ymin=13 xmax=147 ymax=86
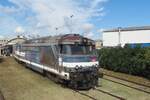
xmin=0 ymin=0 xmax=107 ymax=38
xmin=82 ymin=23 xmax=94 ymax=32
xmin=97 ymin=28 xmax=105 ymax=33
xmin=15 ymin=26 xmax=25 ymax=33
xmin=82 ymin=23 xmax=94 ymax=38
xmin=84 ymin=32 xmax=95 ymax=38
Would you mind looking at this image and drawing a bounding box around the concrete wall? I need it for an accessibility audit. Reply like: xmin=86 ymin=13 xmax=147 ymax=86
xmin=103 ymin=30 xmax=150 ymax=47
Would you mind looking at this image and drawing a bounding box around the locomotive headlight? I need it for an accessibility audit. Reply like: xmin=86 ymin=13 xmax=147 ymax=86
xmin=95 ymin=64 xmax=98 ymax=67
xmin=75 ymin=65 xmax=79 ymax=70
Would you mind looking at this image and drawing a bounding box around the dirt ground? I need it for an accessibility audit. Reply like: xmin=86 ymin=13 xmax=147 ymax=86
xmin=0 ymin=57 xmax=150 ymax=100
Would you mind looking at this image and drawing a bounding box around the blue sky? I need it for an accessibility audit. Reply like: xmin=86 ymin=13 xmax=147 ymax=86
xmin=97 ymin=0 xmax=150 ymax=29
xmin=0 ymin=0 xmax=150 ymax=40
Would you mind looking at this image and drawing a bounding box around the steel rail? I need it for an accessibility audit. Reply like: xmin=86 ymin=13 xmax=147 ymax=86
xmin=73 ymin=90 xmax=98 ymax=100
xmin=103 ymin=76 xmax=150 ymax=94
xmin=104 ymin=74 xmax=150 ymax=88
xmin=94 ymin=88 xmax=126 ymax=100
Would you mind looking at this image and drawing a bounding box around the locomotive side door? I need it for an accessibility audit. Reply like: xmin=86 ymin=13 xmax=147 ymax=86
xmin=40 ymin=46 xmax=57 ymax=70
xmin=51 ymin=45 xmax=62 ymax=73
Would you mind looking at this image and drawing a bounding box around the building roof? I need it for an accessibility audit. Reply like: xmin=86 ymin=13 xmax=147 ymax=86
xmin=7 ymin=37 xmax=26 ymax=45
xmin=103 ymin=26 xmax=150 ymax=32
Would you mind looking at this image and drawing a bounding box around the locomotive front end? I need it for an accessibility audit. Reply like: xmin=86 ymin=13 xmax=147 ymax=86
xmin=62 ymin=55 xmax=99 ymax=89
xmin=58 ymin=34 xmax=100 ymax=89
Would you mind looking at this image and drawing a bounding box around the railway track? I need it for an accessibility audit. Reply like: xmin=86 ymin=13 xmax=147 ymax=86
xmin=73 ymin=90 xmax=98 ymax=100
xmin=94 ymin=88 xmax=126 ymax=100
xmin=73 ymin=73 xmax=150 ymax=100
xmin=73 ymin=88 xmax=126 ymax=100
xmin=104 ymin=74 xmax=150 ymax=88
xmin=46 ymin=69 xmax=127 ymax=100
xmin=103 ymin=74 xmax=150 ymax=94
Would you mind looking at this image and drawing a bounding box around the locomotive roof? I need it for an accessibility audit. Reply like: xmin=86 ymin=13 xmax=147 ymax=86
xmin=24 ymin=34 xmax=95 ymax=45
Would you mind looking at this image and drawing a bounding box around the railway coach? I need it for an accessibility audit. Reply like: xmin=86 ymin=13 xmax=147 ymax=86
xmin=14 ymin=34 xmax=100 ymax=89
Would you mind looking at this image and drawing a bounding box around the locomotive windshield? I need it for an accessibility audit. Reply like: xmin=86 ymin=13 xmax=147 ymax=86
xmin=60 ymin=44 xmax=93 ymax=55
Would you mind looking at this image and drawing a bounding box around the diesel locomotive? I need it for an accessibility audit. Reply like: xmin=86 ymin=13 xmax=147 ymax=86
xmin=14 ymin=34 xmax=100 ymax=89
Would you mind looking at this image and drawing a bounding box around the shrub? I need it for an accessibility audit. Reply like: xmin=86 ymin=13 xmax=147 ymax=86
xmin=98 ymin=46 xmax=150 ymax=79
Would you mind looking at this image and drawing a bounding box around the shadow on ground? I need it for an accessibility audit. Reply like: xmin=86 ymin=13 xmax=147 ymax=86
xmin=0 ymin=91 xmax=5 ymax=100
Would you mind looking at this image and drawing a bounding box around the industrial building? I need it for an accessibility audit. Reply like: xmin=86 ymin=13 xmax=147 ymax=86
xmin=0 ymin=36 xmax=26 ymax=56
xmin=0 ymin=39 xmax=9 ymax=47
xmin=0 ymin=39 xmax=9 ymax=56
xmin=95 ymin=40 xmax=103 ymax=49
xmin=102 ymin=26 xmax=150 ymax=47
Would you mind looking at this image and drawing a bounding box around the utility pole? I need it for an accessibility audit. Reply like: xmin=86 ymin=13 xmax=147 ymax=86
xmin=55 ymin=27 xmax=58 ymax=36
xmin=70 ymin=15 xmax=74 ymax=34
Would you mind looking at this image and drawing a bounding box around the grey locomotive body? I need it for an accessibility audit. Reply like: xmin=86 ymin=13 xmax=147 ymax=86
xmin=14 ymin=34 xmax=99 ymax=89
